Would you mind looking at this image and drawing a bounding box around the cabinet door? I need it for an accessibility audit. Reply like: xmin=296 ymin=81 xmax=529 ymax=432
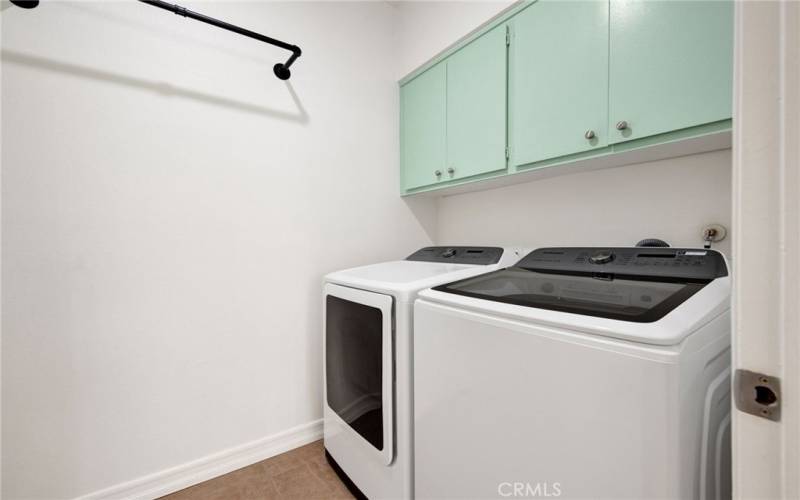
xmin=446 ymin=25 xmax=507 ymax=181
xmin=609 ymin=0 xmax=733 ymax=144
xmin=401 ymin=63 xmax=446 ymax=191
xmin=511 ymin=0 xmax=609 ymax=167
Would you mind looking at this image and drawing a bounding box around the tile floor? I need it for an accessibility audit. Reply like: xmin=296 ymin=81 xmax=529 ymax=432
xmin=161 ymin=440 xmax=354 ymax=500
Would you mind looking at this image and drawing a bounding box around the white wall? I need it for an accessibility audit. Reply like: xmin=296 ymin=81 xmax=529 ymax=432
xmin=394 ymin=0 xmax=515 ymax=78
xmin=1 ymin=2 xmax=434 ymax=498
xmin=394 ymin=0 xmax=732 ymax=256
xmin=437 ymin=150 xmax=733 ymax=255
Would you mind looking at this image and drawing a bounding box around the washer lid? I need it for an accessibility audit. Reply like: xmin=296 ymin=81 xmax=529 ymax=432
xmin=419 ymin=274 xmax=731 ymax=346
xmin=431 ymin=247 xmax=729 ymax=324
xmin=433 ymin=267 xmax=711 ymax=324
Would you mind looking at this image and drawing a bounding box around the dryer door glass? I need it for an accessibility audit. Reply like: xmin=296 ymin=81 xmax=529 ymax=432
xmin=433 ymin=268 xmax=710 ymax=322
xmin=326 ymin=294 xmax=390 ymax=452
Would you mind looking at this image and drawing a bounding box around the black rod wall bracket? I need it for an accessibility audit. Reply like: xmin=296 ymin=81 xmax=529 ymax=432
xmin=10 ymin=0 xmax=303 ymax=80
xmin=9 ymin=1 xmax=40 ymax=8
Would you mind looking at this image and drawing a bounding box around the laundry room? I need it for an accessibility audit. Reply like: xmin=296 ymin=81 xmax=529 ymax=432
xmin=1 ymin=1 xmax=796 ymax=500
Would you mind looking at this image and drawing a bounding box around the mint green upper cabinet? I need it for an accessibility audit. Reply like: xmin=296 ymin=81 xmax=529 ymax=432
xmin=608 ymin=0 xmax=733 ymax=144
xmin=511 ymin=0 xmax=609 ymax=167
xmin=401 ymin=63 xmax=446 ymax=191
xmin=398 ymin=0 xmax=733 ymax=195
xmin=445 ymin=25 xmax=508 ymax=181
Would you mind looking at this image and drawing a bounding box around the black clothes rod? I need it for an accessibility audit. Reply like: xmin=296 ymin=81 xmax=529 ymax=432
xmin=9 ymin=0 xmax=303 ymax=80
xmin=138 ymin=0 xmax=302 ymax=80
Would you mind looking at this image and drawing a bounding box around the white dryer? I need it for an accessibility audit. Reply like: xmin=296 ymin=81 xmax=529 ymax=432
xmin=414 ymin=247 xmax=731 ymax=499
xmin=323 ymin=246 xmax=524 ymax=499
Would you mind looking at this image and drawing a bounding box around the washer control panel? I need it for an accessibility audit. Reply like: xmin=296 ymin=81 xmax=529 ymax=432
xmin=406 ymin=246 xmax=504 ymax=265
xmin=518 ymin=247 xmax=728 ymax=279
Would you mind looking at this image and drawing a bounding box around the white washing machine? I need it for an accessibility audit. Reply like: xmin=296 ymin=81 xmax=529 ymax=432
xmin=323 ymin=246 xmax=525 ymax=499
xmin=414 ymin=247 xmax=731 ymax=499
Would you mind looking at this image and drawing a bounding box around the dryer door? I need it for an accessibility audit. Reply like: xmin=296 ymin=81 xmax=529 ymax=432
xmin=324 ymin=283 xmax=394 ymax=465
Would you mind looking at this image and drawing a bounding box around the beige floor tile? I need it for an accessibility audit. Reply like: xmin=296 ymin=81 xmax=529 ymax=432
xmin=160 ymin=440 xmax=353 ymax=500
xmin=165 ymin=480 xmax=241 ymax=500
xmin=307 ymin=457 xmax=340 ymax=483
xmin=236 ymin=476 xmax=281 ymax=500
xmin=292 ymin=441 xmax=324 ymax=460
xmin=271 ymin=464 xmax=336 ymax=499
xmin=259 ymin=450 xmax=307 ymax=477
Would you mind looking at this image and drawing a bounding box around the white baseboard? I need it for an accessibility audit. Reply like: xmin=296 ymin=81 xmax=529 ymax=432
xmin=75 ymin=419 xmax=323 ymax=500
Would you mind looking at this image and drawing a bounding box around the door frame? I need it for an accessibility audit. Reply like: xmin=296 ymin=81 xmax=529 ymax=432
xmin=732 ymin=0 xmax=799 ymax=498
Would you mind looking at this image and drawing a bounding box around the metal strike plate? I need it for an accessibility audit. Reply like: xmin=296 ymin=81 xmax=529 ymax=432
xmin=734 ymin=369 xmax=781 ymax=422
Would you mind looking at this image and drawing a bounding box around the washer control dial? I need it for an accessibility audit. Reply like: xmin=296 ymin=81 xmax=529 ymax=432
xmin=441 ymin=248 xmax=457 ymax=258
xmin=590 ymin=250 xmax=615 ymax=264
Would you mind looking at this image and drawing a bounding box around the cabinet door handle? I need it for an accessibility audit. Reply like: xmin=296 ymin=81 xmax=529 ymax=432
xmin=447 ymin=167 xmax=455 ymax=175
xmin=584 ymin=130 xmax=596 ymax=140
xmin=616 ymin=120 xmax=629 ymax=131
xmin=435 ymin=170 xmax=442 ymax=177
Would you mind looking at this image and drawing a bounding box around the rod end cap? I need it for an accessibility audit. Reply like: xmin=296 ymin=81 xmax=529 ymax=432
xmin=273 ymin=63 xmax=291 ymax=80
xmin=10 ymin=0 xmax=39 ymax=8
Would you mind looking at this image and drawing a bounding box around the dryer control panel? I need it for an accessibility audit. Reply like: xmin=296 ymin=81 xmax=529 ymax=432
xmin=518 ymin=247 xmax=728 ymax=280
xmin=406 ymin=246 xmax=504 ymax=265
